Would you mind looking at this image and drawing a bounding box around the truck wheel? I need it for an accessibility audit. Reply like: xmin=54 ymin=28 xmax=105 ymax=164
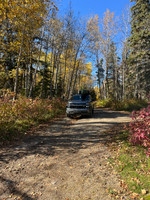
xmin=89 ymin=110 xmax=93 ymax=117
xmin=67 ymin=114 xmax=71 ymax=118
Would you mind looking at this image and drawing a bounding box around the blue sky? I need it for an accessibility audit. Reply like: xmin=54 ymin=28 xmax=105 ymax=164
xmin=59 ymin=0 xmax=131 ymax=83
xmin=60 ymin=0 xmax=131 ymax=18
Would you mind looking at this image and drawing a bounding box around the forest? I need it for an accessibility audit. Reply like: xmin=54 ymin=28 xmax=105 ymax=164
xmin=0 ymin=0 xmax=150 ymax=100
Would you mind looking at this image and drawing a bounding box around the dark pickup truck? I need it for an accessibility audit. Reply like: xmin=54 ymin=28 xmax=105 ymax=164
xmin=66 ymin=94 xmax=94 ymax=118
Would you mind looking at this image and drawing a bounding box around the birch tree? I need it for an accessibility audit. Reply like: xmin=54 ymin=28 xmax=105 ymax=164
xmin=101 ymin=9 xmax=118 ymax=99
xmin=120 ymin=5 xmax=131 ymax=99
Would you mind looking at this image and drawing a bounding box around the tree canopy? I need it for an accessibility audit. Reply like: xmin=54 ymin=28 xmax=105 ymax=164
xmin=0 ymin=0 xmax=149 ymax=100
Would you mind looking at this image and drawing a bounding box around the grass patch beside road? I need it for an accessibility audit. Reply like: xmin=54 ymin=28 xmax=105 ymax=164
xmin=106 ymin=126 xmax=150 ymax=200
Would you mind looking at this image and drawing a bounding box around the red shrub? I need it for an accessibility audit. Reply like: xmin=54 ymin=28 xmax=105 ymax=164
xmin=129 ymin=105 xmax=150 ymax=157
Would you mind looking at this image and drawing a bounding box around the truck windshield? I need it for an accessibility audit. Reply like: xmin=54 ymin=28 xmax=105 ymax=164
xmin=71 ymin=95 xmax=82 ymax=100
xmin=71 ymin=95 xmax=90 ymax=101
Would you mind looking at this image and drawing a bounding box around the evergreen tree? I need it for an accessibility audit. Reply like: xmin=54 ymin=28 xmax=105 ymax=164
xmin=128 ymin=0 xmax=150 ymax=98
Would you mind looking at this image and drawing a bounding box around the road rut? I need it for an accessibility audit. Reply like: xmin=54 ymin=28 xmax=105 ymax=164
xmin=0 ymin=108 xmax=130 ymax=200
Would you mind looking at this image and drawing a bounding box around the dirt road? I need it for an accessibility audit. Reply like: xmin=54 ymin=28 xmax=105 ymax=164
xmin=0 ymin=108 xmax=130 ymax=200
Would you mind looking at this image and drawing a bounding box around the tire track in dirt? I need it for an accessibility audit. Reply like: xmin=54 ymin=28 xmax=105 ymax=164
xmin=0 ymin=108 xmax=130 ymax=200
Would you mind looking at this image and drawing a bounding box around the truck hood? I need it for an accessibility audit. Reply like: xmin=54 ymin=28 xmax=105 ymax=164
xmin=68 ymin=100 xmax=89 ymax=104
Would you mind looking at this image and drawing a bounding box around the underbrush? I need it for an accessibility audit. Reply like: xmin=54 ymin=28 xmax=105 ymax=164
xmin=96 ymin=98 xmax=148 ymax=111
xmin=0 ymin=90 xmax=66 ymax=142
xmin=115 ymin=142 xmax=150 ymax=199
xmin=108 ymin=128 xmax=150 ymax=200
xmin=106 ymin=103 xmax=150 ymax=199
xmin=129 ymin=105 xmax=150 ymax=157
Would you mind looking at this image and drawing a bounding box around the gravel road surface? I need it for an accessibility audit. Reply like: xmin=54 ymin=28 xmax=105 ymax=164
xmin=0 ymin=108 xmax=131 ymax=200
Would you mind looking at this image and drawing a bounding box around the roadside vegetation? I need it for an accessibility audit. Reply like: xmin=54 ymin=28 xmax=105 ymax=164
xmin=0 ymin=90 xmax=66 ymax=143
xmin=109 ymin=130 xmax=150 ymax=200
xmin=95 ymin=98 xmax=148 ymax=111
xmin=96 ymin=98 xmax=150 ymax=156
xmin=106 ymin=103 xmax=150 ymax=199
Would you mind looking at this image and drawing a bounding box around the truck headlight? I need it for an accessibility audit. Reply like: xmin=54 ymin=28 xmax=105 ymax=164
xmin=66 ymin=103 xmax=70 ymax=108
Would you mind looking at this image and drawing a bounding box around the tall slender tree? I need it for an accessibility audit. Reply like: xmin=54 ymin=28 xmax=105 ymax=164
xmin=101 ymin=9 xmax=118 ymax=99
xmin=96 ymin=58 xmax=104 ymax=98
xmin=120 ymin=5 xmax=131 ymax=99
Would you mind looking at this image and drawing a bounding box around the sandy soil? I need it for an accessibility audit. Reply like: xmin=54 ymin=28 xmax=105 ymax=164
xmin=0 ymin=108 xmax=131 ymax=200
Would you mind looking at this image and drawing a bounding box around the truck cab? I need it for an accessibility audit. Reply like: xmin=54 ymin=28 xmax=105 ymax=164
xmin=66 ymin=91 xmax=94 ymax=118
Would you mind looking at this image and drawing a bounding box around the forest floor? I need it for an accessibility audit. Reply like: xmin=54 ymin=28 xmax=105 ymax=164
xmin=0 ymin=108 xmax=131 ymax=200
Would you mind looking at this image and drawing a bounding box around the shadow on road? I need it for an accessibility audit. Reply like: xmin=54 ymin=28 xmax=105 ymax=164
xmin=0 ymin=109 xmax=130 ymax=163
xmin=0 ymin=176 xmax=35 ymax=200
xmin=83 ymin=108 xmax=129 ymax=119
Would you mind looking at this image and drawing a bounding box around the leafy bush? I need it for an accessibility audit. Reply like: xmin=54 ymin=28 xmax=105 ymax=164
xmin=0 ymin=90 xmax=66 ymax=141
xmin=123 ymin=99 xmax=148 ymax=111
xmin=96 ymin=98 xmax=148 ymax=111
xmin=129 ymin=105 xmax=150 ymax=157
xmin=96 ymin=98 xmax=112 ymax=107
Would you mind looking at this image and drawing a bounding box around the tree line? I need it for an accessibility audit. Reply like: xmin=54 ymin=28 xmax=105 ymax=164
xmin=0 ymin=0 xmax=93 ymax=100
xmin=90 ymin=0 xmax=150 ymax=100
xmin=0 ymin=0 xmax=150 ymax=100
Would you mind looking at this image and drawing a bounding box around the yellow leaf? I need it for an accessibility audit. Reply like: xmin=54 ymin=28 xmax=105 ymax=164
xmin=141 ymin=189 xmax=147 ymax=195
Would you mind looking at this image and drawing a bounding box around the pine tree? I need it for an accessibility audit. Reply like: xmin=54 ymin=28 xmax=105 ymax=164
xmin=128 ymin=0 xmax=150 ymax=98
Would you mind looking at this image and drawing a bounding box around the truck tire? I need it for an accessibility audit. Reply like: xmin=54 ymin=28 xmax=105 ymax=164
xmin=67 ymin=114 xmax=71 ymax=118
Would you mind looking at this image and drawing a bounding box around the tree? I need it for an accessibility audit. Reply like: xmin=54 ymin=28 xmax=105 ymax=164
xmin=106 ymin=41 xmax=121 ymax=100
xmin=87 ymin=15 xmax=104 ymax=96
xmin=101 ymin=9 xmax=118 ymax=99
xmin=0 ymin=0 xmax=57 ymax=99
xmin=96 ymin=58 xmax=104 ymax=98
xmin=128 ymin=0 xmax=150 ymax=99
xmin=120 ymin=4 xmax=131 ymax=99
xmin=87 ymin=15 xmax=101 ymax=64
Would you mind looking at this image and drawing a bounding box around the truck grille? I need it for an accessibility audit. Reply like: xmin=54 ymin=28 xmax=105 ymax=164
xmin=70 ymin=103 xmax=86 ymax=108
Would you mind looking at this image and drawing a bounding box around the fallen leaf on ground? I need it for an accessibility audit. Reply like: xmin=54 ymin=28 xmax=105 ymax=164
xmin=141 ymin=189 xmax=147 ymax=195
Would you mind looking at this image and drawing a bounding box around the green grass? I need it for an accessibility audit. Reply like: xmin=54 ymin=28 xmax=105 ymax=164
xmin=109 ymin=129 xmax=150 ymax=199
xmin=116 ymin=145 xmax=150 ymax=192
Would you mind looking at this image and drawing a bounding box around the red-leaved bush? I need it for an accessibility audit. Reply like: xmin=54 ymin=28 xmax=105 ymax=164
xmin=129 ymin=105 xmax=150 ymax=157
